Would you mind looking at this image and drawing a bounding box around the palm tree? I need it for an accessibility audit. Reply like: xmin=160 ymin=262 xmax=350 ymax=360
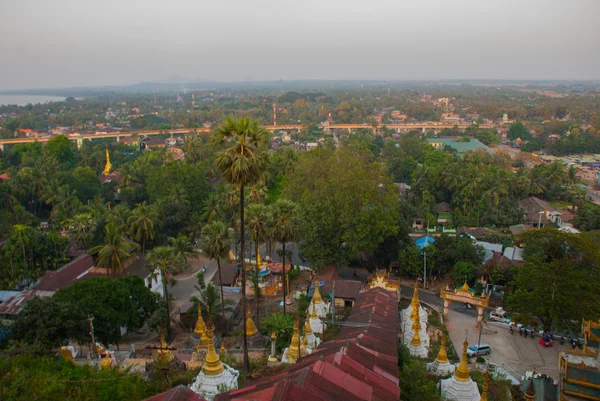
xmin=106 ymin=204 xmax=132 ymax=234
xmin=166 ymin=182 xmax=191 ymax=211
xmin=40 ymin=178 xmax=61 ymax=209
xmin=186 ymin=213 xmax=204 ymax=242
xmin=544 ymin=161 xmax=567 ymax=190
xmin=68 ymin=213 xmax=96 ymax=251
xmin=201 ymin=192 xmax=222 ymax=223
xmin=270 ymin=199 xmax=301 ymax=316
xmin=246 ymin=203 xmax=267 ymax=327
xmin=200 ymin=221 xmax=231 ymax=326
xmin=0 ymin=182 xmax=19 ymax=212
xmin=90 ymin=223 xmax=138 ymax=278
xmin=168 ymin=234 xmax=198 ymax=267
xmin=147 ymin=246 xmax=184 ymax=333
xmin=190 ymin=282 xmax=233 ymax=322
xmin=211 ymin=116 xmax=271 ymax=372
xmin=128 ymin=201 xmax=156 ymax=254
xmin=263 ymin=313 xmax=294 ymax=345
xmin=527 ymin=168 xmax=547 ymax=196
xmin=565 ymin=165 xmax=581 ymax=188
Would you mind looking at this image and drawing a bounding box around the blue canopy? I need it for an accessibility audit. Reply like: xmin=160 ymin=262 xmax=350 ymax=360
xmin=415 ymin=236 xmax=435 ymax=250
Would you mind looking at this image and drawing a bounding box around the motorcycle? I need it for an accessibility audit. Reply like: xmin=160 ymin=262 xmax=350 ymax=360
xmin=519 ymin=327 xmax=524 ymax=336
xmin=509 ymin=326 xmax=514 ymax=335
xmin=531 ymin=329 xmax=535 ymax=339
xmin=560 ymin=336 xmax=565 ymax=345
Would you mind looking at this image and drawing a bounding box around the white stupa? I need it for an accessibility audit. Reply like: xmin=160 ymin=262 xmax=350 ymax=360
xmin=310 ymin=275 xmax=329 ymax=318
xmin=190 ymin=324 xmax=239 ymax=400
xmin=427 ymin=333 xmax=455 ymax=376
xmin=440 ymin=339 xmax=480 ymax=401
xmin=406 ymin=312 xmax=428 ymax=358
xmin=402 ymin=281 xmax=430 ymax=348
xmin=308 ymin=300 xmax=326 ymax=335
xmin=401 ymin=281 xmax=428 ymax=326
xmin=282 ymin=317 xmax=311 ymax=363
xmin=303 ymin=312 xmax=321 ymax=350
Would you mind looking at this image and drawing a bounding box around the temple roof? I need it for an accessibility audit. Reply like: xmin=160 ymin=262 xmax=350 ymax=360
xmin=214 ymin=288 xmax=399 ymax=401
xmin=143 ymin=385 xmax=207 ymax=401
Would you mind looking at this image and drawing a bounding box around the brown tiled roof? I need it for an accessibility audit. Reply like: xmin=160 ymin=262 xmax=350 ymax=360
xmin=211 ymin=263 xmax=238 ymax=286
xmin=321 ymin=280 xmax=362 ymax=300
xmin=143 ymin=385 xmax=206 ymax=401
xmin=519 ymin=197 xmax=556 ymax=214
xmin=34 ymin=254 xmax=94 ymax=291
xmin=215 ymin=288 xmax=400 ymax=401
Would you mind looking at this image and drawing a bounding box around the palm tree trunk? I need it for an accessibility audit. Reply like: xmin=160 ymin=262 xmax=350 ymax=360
xmin=255 ymin=240 xmax=260 ymax=329
xmin=240 ymin=185 xmax=249 ymax=373
xmin=282 ymin=242 xmax=286 ymax=316
xmin=164 ymin=281 xmax=171 ymax=337
xmin=233 ymin=215 xmax=238 ymax=260
xmin=217 ymin=258 xmax=226 ymax=332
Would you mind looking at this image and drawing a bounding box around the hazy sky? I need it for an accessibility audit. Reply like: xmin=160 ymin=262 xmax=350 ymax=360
xmin=1 ymin=0 xmax=599 ymax=90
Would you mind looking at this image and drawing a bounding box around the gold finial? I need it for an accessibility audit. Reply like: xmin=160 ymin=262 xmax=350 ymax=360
xmin=194 ymin=304 xmax=207 ymax=337
xmin=287 ymin=317 xmax=301 ymax=362
xmin=313 ymin=339 xmax=318 ymax=349
xmin=460 ymin=282 xmax=470 ymax=293
xmin=410 ymin=311 xmax=423 ymax=347
xmin=410 ymin=280 xmax=420 ymax=322
xmin=436 ymin=333 xmax=449 ymax=364
xmin=312 ymin=275 xmax=322 ymax=304
xmin=202 ymin=324 xmax=225 ymax=376
xmin=246 ymin=307 xmax=258 ymax=337
xmin=103 ymin=148 xmax=111 ymax=175
xmin=311 ymin=299 xmax=317 ymax=319
xmin=229 ymin=249 xmax=235 ymax=262
xmin=220 ymin=344 xmax=226 ymax=357
xmin=156 ymin=330 xmax=174 ymax=365
xmin=454 ymin=338 xmax=472 ymax=382
xmin=271 ymin=331 xmax=277 ymax=341
xmin=480 ymin=370 xmax=490 ymax=401
xmin=257 ymin=247 xmax=262 ymax=266
xmin=304 ymin=312 xmax=313 ymax=335
xmin=100 ymin=352 xmax=112 ymax=370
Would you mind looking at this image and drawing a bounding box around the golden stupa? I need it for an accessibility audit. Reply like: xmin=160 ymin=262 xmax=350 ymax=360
xmin=480 ymin=370 xmax=490 ymax=401
xmin=436 ymin=333 xmax=449 ymax=364
xmin=202 ymin=324 xmax=225 ymax=376
xmin=286 ymin=317 xmax=301 ymax=362
xmin=304 ymin=312 xmax=313 ymax=335
xmin=312 ymin=275 xmax=323 ymax=304
xmin=409 ymin=280 xmax=420 ymax=322
xmin=103 ymin=148 xmax=112 ymax=176
xmin=246 ymin=307 xmax=258 ymax=337
xmin=454 ymin=339 xmax=472 ymax=382
xmin=410 ymin=312 xmax=423 ymax=347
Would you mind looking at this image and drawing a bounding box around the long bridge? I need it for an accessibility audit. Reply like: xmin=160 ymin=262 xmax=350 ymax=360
xmin=0 ymin=122 xmax=491 ymax=149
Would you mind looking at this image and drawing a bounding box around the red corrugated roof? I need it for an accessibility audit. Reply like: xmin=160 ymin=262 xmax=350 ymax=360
xmin=34 ymin=254 xmax=94 ymax=291
xmin=214 ymin=287 xmax=400 ymax=401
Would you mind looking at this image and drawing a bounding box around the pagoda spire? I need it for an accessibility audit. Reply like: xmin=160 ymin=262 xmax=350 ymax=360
xmin=246 ymin=307 xmax=258 ymax=337
xmin=312 ymin=275 xmax=322 ymax=304
xmin=311 ymin=299 xmax=318 ymax=318
xmin=103 ymin=148 xmax=111 ymax=175
xmin=524 ymin=375 xmax=536 ymax=401
xmin=436 ymin=333 xmax=449 ymax=364
xmin=286 ymin=317 xmax=301 ymax=362
xmin=304 ymin=311 xmax=313 ymax=335
xmin=480 ymin=370 xmax=490 ymax=401
xmin=410 ymin=311 xmax=423 ymax=347
xmin=410 ymin=279 xmax=420 ymax=322
xmin=454 ymin=338 xmax=472 ymax=382
xmin=156 ymin=329 xmax=174 ymax=365
xmin=194 ymin=304 xmax=207 ymax=337
xmin=202 ymin=324 xmax=225 ymax=376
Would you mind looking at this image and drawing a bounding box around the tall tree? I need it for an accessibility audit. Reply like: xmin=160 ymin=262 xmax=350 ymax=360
xmin=200 ymin=221 xmax=231 ymax=325
xmin=246 ymin=203 xmax=267 ymax=326
xmin=508 ymin=228 xmax=600 ymax=331
xmin=90 ymin=223 xmax=138 ymax=278
xmin=128 ymin=201 xmax=156 ymax=254
xmin=146 ymin=246 xmax=184 ymax=335
xmin=211 ymin=116 xmax=271 ymax=372
xmin=270 ymin=199 xmax=301 ymax=315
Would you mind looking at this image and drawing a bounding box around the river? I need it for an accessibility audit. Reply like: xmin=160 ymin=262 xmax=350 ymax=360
xmin=0 ymin=94 xmax=68 ymax=107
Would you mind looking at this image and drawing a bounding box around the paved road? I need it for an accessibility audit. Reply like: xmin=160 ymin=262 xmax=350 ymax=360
xmin=169 ymin=255 xmax=219 ymax=302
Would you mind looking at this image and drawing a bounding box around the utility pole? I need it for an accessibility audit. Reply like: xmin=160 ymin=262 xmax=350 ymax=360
xmin=88 ymin=314 xmax=96 ymax=359
xmin=331 ymin=281 xmax=336 ymax=326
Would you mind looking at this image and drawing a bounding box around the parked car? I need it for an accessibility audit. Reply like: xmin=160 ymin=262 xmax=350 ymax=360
xmin=467 ymin=344 xmax=491 ymax=357
xmin=489 ymin=307 xmax=509 ymax=323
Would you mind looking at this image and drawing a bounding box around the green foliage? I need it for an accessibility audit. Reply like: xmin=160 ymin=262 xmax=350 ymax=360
xmin=12 ymin=276 xmax=158 ymax=347
xmin=0 ymin=353 xmax=156 ymax=401
xmin=46 ymin=135 xmax=77 ymax=166
xmin=508 ymin=228 xmax=600 ymax=331
xmin=507 ymin=122 xmax=532 ymax=141
xmin=284 ymin=147 xmax=399 ymax=268
xmin=452 ymin=261 xmax=477 ymax=284
xmin=399 ymin=241 xmax=422 ymax=277
xmin=398 ymin=359 xmax=441 ymax=401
